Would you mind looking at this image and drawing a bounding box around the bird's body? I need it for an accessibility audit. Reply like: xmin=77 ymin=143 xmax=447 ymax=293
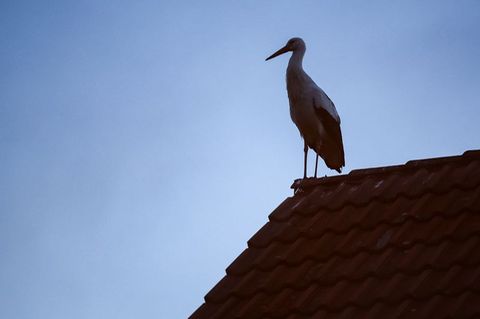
xmin=266 ymin=37 xmax=344 ymax=177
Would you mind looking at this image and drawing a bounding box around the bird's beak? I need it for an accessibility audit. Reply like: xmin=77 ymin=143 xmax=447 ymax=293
xmin=265 ymin=45 xmax=290 ymax=61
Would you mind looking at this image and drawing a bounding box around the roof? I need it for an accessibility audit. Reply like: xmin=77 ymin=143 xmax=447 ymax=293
xmin=190 ymin=150 xmax=480 ymax=319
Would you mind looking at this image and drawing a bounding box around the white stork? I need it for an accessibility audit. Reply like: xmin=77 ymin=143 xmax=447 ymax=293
xmin=266 ymin=37 xmax=345 ymax=178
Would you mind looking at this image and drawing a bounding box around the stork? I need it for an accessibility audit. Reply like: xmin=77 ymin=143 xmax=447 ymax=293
xmin=266 ymin=37 xmax=345 ymax=178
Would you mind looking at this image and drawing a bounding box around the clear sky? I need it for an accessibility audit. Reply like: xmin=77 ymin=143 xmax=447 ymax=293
xmin=1 ymin=1 xmax=479 ymax=318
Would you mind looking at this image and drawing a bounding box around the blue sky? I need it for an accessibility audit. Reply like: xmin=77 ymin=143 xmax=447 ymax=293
xmin=1 ymin=1 xmax=479 ymax=318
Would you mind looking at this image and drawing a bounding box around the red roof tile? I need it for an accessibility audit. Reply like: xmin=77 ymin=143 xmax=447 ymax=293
xmin=190 ymin=150 xmax=480 ymax=319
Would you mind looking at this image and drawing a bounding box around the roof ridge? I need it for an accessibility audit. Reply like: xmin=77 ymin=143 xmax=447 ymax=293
xmin=273 ymin=178 xmax=480 ymax=222
xmin=291 ymin=149 xmax=480 ymax=192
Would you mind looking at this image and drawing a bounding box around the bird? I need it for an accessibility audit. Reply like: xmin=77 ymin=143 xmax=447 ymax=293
xmin=266 ymin=37 xmax=345 ymax=178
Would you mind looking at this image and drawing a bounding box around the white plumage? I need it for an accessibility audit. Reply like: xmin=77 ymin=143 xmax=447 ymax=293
xmin=266 ymin=37 xmax=345 ymax=178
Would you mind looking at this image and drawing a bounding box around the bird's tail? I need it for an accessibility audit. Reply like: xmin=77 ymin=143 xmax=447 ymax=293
xmin=316 ymin=139 xmax=345 ymax=173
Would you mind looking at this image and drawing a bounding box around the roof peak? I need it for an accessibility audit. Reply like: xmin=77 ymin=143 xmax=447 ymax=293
xmin=292 ymin=149 xmax=480 ymax=192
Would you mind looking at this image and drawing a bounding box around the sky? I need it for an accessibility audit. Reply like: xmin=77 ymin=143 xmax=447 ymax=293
xmin=1 ymin=0 xmax=479 ymax=318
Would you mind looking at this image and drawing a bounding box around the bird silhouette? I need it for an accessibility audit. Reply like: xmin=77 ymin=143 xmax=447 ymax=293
xmin=266 ymin=37 xmax=345 ymax=178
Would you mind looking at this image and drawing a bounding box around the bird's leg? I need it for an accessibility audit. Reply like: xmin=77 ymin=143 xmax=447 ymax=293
xmin=303 ymin=142 xmax=308 ymax=179
xmin=314 ymin=154 xmax=319 ymax=178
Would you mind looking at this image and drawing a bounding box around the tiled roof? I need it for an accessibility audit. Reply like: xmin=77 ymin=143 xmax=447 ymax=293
xmin=190 ymin=150 xmax=480 ymax=319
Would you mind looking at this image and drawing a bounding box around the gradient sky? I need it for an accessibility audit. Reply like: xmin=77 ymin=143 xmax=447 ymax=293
xmin=1 ymin=1 xmax=479 ymax=318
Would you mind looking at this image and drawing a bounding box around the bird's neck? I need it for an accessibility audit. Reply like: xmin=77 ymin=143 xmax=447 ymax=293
xmin=288 ymin=48 xmax=305 ymax=71
xmin=286 ymin=49 xmax=307 ymax=95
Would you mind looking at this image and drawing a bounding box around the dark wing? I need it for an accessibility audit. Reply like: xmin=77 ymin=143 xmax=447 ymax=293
xmin=313 ymin=98 xmax=345 ymax=172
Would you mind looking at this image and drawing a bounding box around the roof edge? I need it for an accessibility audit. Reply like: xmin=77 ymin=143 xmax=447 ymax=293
xmin=291 ymin=149 xmax=480 ymax=192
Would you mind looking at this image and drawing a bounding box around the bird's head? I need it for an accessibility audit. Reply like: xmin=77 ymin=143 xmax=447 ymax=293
xmin=266 ymin=37 xmax=305 ymax=61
